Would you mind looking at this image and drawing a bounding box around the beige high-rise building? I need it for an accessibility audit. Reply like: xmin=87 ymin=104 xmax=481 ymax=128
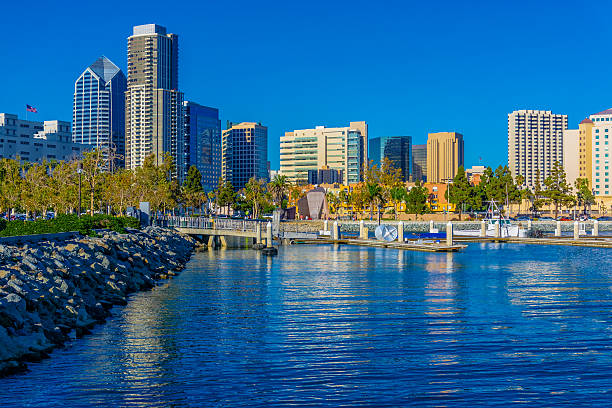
xmin=566 ymin=110 xmax=612 ymax=207
xmin=279 ymin=121 xmax=368 ymax=185
xmin=578 ymin=118 xmax=594 ymax=188
xmin=125 ymin=24 xmax=185 ymax=180
xmin=507 ymin=110 xmax=567 ymax=191
xmin=426 ymin=132 xmax=464 ymax=183
xmin=563 ymin=129 xmax=580 ymax=187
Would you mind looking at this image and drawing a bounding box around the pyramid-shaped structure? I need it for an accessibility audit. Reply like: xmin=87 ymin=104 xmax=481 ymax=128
xmin=89 ymin=56 xmax=121 ymax=84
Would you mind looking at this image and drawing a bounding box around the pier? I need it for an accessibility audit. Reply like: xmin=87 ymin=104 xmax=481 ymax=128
xmin=155 ymin=216 xmax=612 ymax=251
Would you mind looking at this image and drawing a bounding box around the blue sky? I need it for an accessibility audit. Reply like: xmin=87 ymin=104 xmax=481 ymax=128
xmin=0 ymin=0 xmax=609 ymax=170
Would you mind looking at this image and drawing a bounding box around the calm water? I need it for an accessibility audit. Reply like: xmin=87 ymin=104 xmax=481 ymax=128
xmin=2 ymin=244 xmax=612 ymax=407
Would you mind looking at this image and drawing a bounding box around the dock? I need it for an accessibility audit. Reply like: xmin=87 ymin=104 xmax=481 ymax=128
xmin=294 ymin=237 xmax=466 ymax=252
xmin=452 ymin=235 xmax=612 ymax=248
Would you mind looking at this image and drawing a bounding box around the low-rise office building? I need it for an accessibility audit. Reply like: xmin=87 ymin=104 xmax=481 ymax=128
xmin=0 ymin=113 xmax=92 ymax=163
xmin=280 ymin=121 xmax=368 ymax=185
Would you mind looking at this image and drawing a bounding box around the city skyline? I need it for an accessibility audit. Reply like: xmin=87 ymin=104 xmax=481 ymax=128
xmin=2 ymin=1 xmax=612 ymax=170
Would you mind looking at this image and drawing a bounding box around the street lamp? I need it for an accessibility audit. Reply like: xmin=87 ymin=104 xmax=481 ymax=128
xmin=77 ymin=163 xmax=83 ymax=218
xmin=444 ymin=178 xmax=453 ymax=222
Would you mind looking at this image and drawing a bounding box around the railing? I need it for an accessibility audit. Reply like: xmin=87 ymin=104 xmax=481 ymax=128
xmin=154 ymin=216 xmax=260 ymax=232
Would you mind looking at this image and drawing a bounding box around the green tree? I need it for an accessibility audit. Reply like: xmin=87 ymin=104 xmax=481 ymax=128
xmin=326 ymin=191 xmax=339 ymax=216
xmin=268 ymin=174 xmax=288 ymax=209
xmin=445 ymin=166 xmax=471 ymax=220
xmin=389 ymin=186 xmax=407 ymax=220
xmin=102 ymin=169 xmax=135 ymax=215
xmin=405 ymin=181 xmax=429 ymax=217
xmin=531 ymin=168 xmax=546 ymax=215
xmin=182 ymin=165 xmax=204 ymax=214
xmin=0 ymin=158 xmax=23 ymax=215
xmin=244 ymin=177 xmax=267 ymax=219
xmin=81 ymin=149 xmax=105 ymax=215
xmin=214 ymin=178 xmax=236 ymax=216
xmin=542 ymin=161 xmax=574 ymax=219
xmin=183 ymin=165 xmax=203 ymax=193
xmin=575 ymin=178 xmax=595 ymax=216
xmin=50 ymin=160 xmax=79 ymax=215
xmin=364 ymin=182 xmax=384 ymax=223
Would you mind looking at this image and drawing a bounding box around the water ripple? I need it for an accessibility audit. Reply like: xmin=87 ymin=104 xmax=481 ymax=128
xmin=1 ymin=243 xmax=612 ymax=407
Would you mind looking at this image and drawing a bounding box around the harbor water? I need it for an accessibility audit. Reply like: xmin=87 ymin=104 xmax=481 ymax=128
xmin=2 ymin=243 xmax=612 ymax=406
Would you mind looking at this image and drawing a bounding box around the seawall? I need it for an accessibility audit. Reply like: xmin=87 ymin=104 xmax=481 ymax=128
xmin=0 ymin=227 xmax=195 ymax=376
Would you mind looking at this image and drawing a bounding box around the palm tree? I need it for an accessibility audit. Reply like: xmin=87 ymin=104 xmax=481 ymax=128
xmin=364 ymin=182 xmax=384 ymax=223
xmin=389 ymin=186 xmax=406 ymax=220
xmin=268 ymin=174 xmax=288 ymax=208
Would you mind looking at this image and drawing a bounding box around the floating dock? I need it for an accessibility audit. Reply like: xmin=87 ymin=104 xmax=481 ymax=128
xmin=293 ymin=238 xmax=467 ymax=252
xmin=452 ymin=235 xmax=612 ymax=248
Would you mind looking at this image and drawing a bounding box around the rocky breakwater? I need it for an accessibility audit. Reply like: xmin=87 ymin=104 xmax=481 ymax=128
xmin=0 ymin=227 xmax=195 ymax=376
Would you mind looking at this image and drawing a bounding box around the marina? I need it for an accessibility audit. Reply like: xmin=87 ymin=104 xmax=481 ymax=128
xmin=3 ymin=243 xmax=612 ymax=407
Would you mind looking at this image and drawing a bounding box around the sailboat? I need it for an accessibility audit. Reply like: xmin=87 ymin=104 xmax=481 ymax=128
xmin=455 ymin=200 xmax=526 ymax=238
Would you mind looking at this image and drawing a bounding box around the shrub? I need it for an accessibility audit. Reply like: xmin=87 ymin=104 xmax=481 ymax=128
xmin=0 ymin=214 xmax=141 ymax=237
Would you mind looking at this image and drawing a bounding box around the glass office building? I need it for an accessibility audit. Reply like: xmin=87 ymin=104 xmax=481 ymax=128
xmin=412 ymin=144 xmax=427 ymax=182
xmin=183 ymin=101 xmax=221 ymax=191
xmin=222 ymin=122 xmax=268 ymax=190
xmin=72 ymin=56 xmax=126 ymax=170
xmin=369 ymin=136 xmax=412 ymax=182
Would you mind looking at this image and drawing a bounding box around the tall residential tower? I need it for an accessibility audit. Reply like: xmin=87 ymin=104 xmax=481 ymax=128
xmin=507 ymin=109 xmax=567 ymax=191
xmin=125 ymin=24 xmax=185 ymax=180
xmin=72 ymin=56 xmax=126 ymax=170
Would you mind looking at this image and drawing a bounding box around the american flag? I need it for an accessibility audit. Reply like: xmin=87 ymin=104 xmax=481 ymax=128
xmin=26 ymin=104 xmax=37 ymax=113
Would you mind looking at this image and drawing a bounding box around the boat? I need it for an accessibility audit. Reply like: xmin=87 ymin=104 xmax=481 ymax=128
xmin=455 ymin=200 xmax=526 ymax=238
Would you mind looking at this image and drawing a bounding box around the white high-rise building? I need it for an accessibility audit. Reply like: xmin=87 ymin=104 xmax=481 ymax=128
xmin=507 ymin=109 xmax=568 ymax=190
xmin=589 ymin=109 xmax=612 ymax=197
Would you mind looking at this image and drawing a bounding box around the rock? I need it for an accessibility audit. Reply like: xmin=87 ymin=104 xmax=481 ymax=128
xmin=0 ymin=228 xmax=194 ymax=375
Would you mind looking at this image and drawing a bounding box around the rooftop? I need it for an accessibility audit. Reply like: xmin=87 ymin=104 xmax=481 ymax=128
xmin=88 ymin=56 xmax=121 ymax=83
xmin=591 ymin=108 xmax=612 ymax=116
xmin=132 ymin=24 xmax=167 ymax=36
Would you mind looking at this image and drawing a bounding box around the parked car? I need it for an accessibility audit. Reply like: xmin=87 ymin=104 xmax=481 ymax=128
xmin=515 ymin=215 xmax=530 ymax=221
xmin=538 ymin=216 xmax=554 ymax=221
xmin=597 ymin=216 xmax=612 ymax=221
xmin=557 ymin=216 xmax=572 ymax=221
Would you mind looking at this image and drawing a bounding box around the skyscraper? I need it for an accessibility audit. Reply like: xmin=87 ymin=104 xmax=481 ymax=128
xmin=72 ymin=56 xmax=126 ymax=170
xmin=279 ymin=121 xmax=367 ymax=185
xmin=426 ymin=132 xmax=464 ymax=183
xmin=125 ymin=24 xmax=184 ymax=180
xmin=586 ymin=110 xmax=611 ymax=198
xmin=222 ymin=122 xmax=268 ymax=190
xmin=412 ymin=144 xmax=427 ymax=182
xmin=184 ymin=101 xmax=221 ymax=192
xmin=507 ymin=110 xmax=567 ymax=191
xmin=369 ymin=136 xmax=412 ymax=182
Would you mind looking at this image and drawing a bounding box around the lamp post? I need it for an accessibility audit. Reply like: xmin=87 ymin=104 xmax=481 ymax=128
xmin=444 ymin=178 xmax=453 ymax=222
xmin=77 ymin=163 xmax=82 ymax=218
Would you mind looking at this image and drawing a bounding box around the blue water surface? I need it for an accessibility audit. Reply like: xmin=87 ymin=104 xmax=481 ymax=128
xmin=2 ymin=243 xmax=612 ymax=407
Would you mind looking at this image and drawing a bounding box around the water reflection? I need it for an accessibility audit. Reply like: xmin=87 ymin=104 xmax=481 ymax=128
xmin=1 ymin=244 xmax=612 ymax=407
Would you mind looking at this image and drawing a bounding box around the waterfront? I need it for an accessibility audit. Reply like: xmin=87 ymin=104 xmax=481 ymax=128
xmin=2 ymin=244 xmax=612 ymax=406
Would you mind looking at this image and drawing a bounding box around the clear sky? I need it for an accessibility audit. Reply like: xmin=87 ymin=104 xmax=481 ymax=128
xmin=1 ymin=0 xmax=610 ymax=170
